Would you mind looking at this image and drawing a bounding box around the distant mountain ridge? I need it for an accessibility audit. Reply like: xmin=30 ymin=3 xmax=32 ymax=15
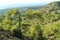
xmin=0 ymin=1 xmax=60 ymax=16
xmin=0 ymin=5 xmax=42 ymax=16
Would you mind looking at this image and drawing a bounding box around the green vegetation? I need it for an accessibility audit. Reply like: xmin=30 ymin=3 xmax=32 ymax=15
xmin=0 ymin=1 xmax=60 ymax=40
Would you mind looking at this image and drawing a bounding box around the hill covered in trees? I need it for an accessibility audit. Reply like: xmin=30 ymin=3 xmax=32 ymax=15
xmin=0 ymin=1 xmax=60 ymax=40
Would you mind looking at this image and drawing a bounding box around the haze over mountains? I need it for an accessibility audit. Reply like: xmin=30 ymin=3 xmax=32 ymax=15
xmin=0 ymin=1 xmax=60 ymax=15
xmin=0 ymin=2 xmax=47 ymax=15
xmin=0 ymin=2 xmax=47 ymax=10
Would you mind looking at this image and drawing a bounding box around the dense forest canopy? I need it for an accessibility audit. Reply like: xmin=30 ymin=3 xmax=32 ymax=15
xmin=0 ymin=1 xmax=60 ymax=40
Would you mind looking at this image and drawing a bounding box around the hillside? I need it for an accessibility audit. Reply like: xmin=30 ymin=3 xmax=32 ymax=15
xmin=0 ymin=1 xmax=60 ymax=40
xmin=40 ymin=1 xmax=60 ymax=13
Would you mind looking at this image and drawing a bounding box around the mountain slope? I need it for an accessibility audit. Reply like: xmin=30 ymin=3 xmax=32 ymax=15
xmin=40 ymin=1 xmax=60 ymax=13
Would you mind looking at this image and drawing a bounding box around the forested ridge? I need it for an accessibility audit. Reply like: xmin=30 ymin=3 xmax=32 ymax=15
xmin=0 ymin=1 xmax=60 ymax=40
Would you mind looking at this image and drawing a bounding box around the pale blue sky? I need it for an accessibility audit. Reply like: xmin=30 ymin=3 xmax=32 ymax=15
xmin=0 ymin=0 xmax=60 ymax=9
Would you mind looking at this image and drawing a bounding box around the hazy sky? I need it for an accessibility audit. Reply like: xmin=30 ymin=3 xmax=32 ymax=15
xmin=0 ymin=0 xmax=60 ymax=9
